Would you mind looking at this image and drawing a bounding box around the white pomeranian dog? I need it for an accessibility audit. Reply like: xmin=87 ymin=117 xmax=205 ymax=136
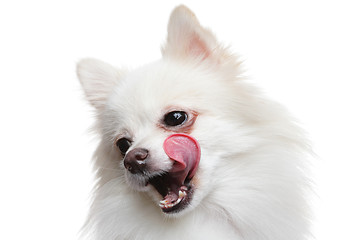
xmin=77 ymin=5 xmax=311 ymax=240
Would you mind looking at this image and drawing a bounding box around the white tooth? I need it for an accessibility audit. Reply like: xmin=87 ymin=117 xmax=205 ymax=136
xmin=179 ymin=190 xmax=186 ymax=198
xmin=159 ymin=196 xmax=184 ymax=209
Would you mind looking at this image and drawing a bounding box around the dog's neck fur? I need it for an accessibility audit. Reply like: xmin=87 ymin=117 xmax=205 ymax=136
xmin=81 ymin=135 xmax=310 ymax=240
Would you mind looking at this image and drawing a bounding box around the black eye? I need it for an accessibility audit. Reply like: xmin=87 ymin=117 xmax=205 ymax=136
xmin=116 ymin=138 xmax=131 ymax=155
xmin=164 ymin=111 xmax=187 ymax=126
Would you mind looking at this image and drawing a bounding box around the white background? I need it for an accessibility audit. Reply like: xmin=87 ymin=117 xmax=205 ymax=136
xmin=1 ymin=0 xmax=359 ymax=239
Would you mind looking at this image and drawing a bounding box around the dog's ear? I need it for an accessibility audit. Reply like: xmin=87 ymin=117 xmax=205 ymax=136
xmin=76 ymin=58 xmax=123 ymax=110
xmin=162 ymin=5 xmax=219 ymax=62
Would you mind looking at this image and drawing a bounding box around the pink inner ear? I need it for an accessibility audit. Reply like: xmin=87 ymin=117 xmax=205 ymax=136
xmin=163 ymin=133 xmax=201 ymax=180
xmin=188 ymin=35 xmax=210 ymax=59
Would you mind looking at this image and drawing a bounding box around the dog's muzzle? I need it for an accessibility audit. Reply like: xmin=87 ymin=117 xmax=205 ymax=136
xmin=123 ymin=134 xmax=201 ymax=214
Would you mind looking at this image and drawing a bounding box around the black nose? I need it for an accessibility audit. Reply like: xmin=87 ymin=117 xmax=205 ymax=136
xmin=123 ymin=148 xmax=149 ymax=174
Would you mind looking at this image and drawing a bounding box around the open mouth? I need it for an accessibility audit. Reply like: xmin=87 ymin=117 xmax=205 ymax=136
xmin=150 ymin=133 xmax=200 ymax=213
xmin=148 ymin=171 xmax=194 ymax=213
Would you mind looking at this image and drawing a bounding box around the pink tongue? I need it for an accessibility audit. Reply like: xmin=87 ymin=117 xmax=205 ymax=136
xmin=163 ymin=133 xmax=201 ymax=184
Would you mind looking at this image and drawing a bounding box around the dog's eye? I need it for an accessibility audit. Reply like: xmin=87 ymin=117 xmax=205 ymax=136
xmin=164 ymin=111 xmax=187 ymax=126
xmin=116 ymin=138 xmax=131 ymax=155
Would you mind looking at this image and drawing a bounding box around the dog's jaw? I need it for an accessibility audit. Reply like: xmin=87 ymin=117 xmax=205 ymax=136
xmin=123 ymin=164 xmax=199 ymax=215
xmin=149 ymin=173 xmax=195 ymax=214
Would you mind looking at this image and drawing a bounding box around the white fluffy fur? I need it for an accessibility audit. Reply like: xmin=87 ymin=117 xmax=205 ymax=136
xmin=77 ymin=5 xmax=311 ymax=240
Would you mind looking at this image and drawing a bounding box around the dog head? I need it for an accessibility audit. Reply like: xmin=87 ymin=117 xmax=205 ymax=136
xmin=77 ymin=6 xmax=262 ymax=216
